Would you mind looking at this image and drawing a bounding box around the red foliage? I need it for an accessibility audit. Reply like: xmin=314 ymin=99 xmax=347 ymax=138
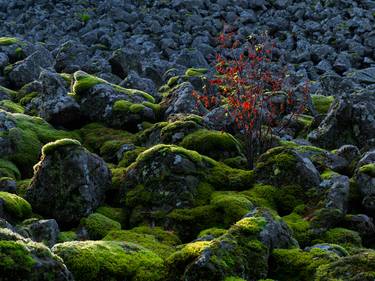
xmin=193 ymin=32 xmax=308 ymax=168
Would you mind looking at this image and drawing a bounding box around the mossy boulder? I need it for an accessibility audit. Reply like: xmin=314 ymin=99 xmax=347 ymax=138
xmin=311 ymin=95 xmax=335 ymax=114
xmin=255 ymin=146 xmax=321 ymax=189
xmin=0 ymin=109 xmax=77 ymax=177
xmin=315 ymin=249 xmax=375 ymax=281
xmin=268 ymin=247 xmax=340 ymax=281
xmin=25 ymin=140 xmax=111 ymax=226
xmin=0 ymin=159 xmax=21 ymax=179
xmin=52 ymin=241 xmax=167 ymax=281
xmin=103 ymin=226 xmax=180 ymax=259
xmin=122 ymin=144 xmax=253 ymax=228
xmin=80 ymin=213 xmax=121 ymax=240
xmin=71 ymin=71 xmax=157 ymax=131
xmin=0 ymin=191 xmax=32 ymax=221
xmin=166 ymin=208 xmax=296 ymax=281
xmin=0 ymin=239 xmax=73 ymax=281
xmin=180 ymin=129 xmax=244 ymax=161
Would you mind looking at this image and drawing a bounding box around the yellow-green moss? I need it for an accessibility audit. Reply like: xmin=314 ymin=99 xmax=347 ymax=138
xmin=96 ymin=206 xmax=125 ymax=226
xmin=72 ymin=71 xmax=155 ymax=103
xmin=269 ymin=248 xmax=340 ymax=281
xmin=198 ymin=228 xmax=227 ymax=238
xmin=118 ymin=147 xmax=146 ymax=168
xmin=0 ymin=159 xmax=21 ymax=180
xmin=359 ymin=164 xmax=375 ymax=177
xmin=52 ymin=240 xmax=167 ymax=281
xmin=0 ymin=100 xmax=24 ymax=113
xmin=113 ymin=100 xmax=132 ymax=112
xmin=0 ymin=85 xmax=17 ymax=98
xmin=283 ymin=212 xmax=312 ymax=246
xmin=320 ymin=228 xmax=362 ymax=249
xmin=58 ymin=231 xmax=77 ymax=243
xmin=185 ymin=68 xmax=208 ymax=77
xmin=311 ymin=95 xmax=335 ymax=114
xmin=224 ymin=277 xmax=247 ymax=281
xmin=0 ymin=191 xmax=32 ymax=220
xmin=41 ymin=138 xmax=81 ymax=157
xmin=80 ymin=213 xmax=121 ymax=240
xmin=321 ymin=169 xmax=340 ymax=180
xmin=0 ymin=37 xmax=20 ymax=46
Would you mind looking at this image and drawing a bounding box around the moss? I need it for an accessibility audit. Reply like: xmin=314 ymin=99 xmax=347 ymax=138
xmin=320 ymin=228 xmax=362 ymax=249
xmin=0 ymin=37 xmax=20 ymax=46
xmin=167 ymin=76 xmax=179 ymax=87
xmin=198 ymin=228 xmax=227 ymax=238
xmin=58 ymin=231 xmax=77 ymax=243
xmin=0 ymin=85 xmax=17 ymax=98
xmin=269 ymin=248 xmax=340 ymax=281
xmin=118 ymin=147 xmax=146 ymax=168
xmin=283 ymin=212 xmax=312 ymax=247
xmin=52 ymin=241 xmax=167 ymax=281
xmin=195 ymin=182 xmax=214 ymax=206
xmin=233 ymin=216 xmax=267 ymax=235
xmin=0 ymin=159 xmax=21 ymax=180
xmin=185 ymin=68 xmax=208 ymax=77
xmin=0 ymin=100 xmax=24 ymax=113
xmin=78 ymin=123 xmax=134 ymax=155
xmin=96 ymin=206 xmax=125 ymax=226
xmin=103 ymin=229 xmax=177 ymax=259
xmin=113 ymin=99 xmax=132 ymax=112
xmin=180 ymin=129 xmax=243 ymax=161
xmin=142 ymin=101 xmax=161 ymax=114
xmin=72 ymin=71 xmax=155 ymax=103
xmin=15 ymin=179 xmax=31 ymax=197
xmin=0 ymin=191 xmax=32 ymax=220
xmin=321 ymin=169 xmax=340 ymax=180
xmin=80 ymin=213 xmax=121 ymax=240
xmin=315 ymin=250 xmax=375 ymax=281
xmin=19 ymin=92 xmax=38 ymax=106
xmin=224 ymin=278 xmax=246 ymax=281
xmin=129 ymin=103 xmax=146 ymax=113
xmin=166 ymin=240 xmax=211 ymax=266
xmin=210 ymin=192 xmax=254 ymax=226
xmin=311 ymin=95 xmax=335 ymax=114
xmin=0 ymin=241 xmax=36 ymax=278
xmin=359 ymin=164 xmax=375 ymax=177
xmin=243 ymin=184 xmax=278 ymax=210
xmin=41 ymin=138 xmax=81 ymax=157
xmin=110 ymin=167 xmax=126 ymax=192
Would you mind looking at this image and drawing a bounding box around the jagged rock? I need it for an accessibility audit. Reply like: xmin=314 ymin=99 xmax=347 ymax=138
xmin=18 ymin=218 xmax=60 ymax=247
xmin=308 ymin=91 xmax=375 ymax=149
xmin=323 ymin=175 xmax=350 ymax=214
xmin=26 ymin=69 xmax=81 ymax=127
xmin=25 ymin=139 xmax=111 ymax=226
xmin=0 ymin=177 xmax=16 ymax=192
xmin=8 ymin=49 xmax=53 ymax=88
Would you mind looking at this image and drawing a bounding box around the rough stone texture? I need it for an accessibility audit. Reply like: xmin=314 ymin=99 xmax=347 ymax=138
xmin=25 ymin=142 xmax=111 ymax=226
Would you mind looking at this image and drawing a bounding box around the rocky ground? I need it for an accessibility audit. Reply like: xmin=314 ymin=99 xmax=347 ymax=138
xmin=0 ymin=0 xmax=375 ymax=280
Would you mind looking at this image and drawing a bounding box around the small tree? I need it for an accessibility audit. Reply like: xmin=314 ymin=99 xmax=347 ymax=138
xmin=194 ymin=32 xmax=308 ymax=169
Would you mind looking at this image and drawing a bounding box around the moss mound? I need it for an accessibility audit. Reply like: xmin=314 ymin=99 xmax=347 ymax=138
xmin=80 ymin=213 xmax=121 ymax=240
xmin=52 ymin=240 xmax=167 ymax=281
xmin=0 ymin=191 xmax=32 ymax=220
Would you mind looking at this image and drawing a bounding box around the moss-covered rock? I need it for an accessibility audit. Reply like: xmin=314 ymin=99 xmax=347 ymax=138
xmin=268 ymin=247 xmax=340 ymax=281
xmin=122 ymin=144 xmax=253 ymax=230
xmin=96 ymin=206 xmax=126 ymax=226
xmin=283 ymin=212 xmax=312 ymax=247
xmin=80 ymin=213 xmax=121 ymax=240
xmin=0 ymin=159 xmax=21 ymax=179
xmin=255 ymin=146 xmax=321 ymax=189
xmin=315 ymin=249 xmax=375 ymax=281
xmin=0 ymin=191 xmax=32 ymax=221
xmin=319 ymin=227 xmax=362 ymax=249
xmin=0 ymin=239 xmax=73 ymax=281
xmin=52 ymin=241 xmax=167 ymax=281
xmin=103 ymin=227 xmax=180 ymax=259
xmin=180 ymin=129 xmax=243 ymax=161
xmin=311 ymin=95 xmax=335 ymax=114
xmin=0 ymin=100 xmax=24 ymax=113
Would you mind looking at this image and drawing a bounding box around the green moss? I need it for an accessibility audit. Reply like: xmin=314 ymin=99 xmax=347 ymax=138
xmin=142 ymin=101 xmax=161 ymax=114
xmin=243 ymin=184 xmax=278 ymax=210
xmin=315 ymin=250 xmax=375 ymax=281
xmin=96 ymin=206 xmax=125 ymax=226
xmin=320 ymin=228 xmax=362 ymax=249
xmin=0 ymin=37 xmax=20 ymax=46
xmin=233 ymin=216 xmax=267 ymax=235
xmin=110 ymin=167 xmax=126 ymax=192
xmin=269 ymin=248 xmax=340 ymax=281
xmin=41 ymin=138 xmax=81 ymax=157
xmin=103 ymin=229 xmax=177 ymax=259
xmin=283 ymin=212 xmax=312 ymax=246
xmin=224 ymin=278 xmax=246 ymax=281
xmin=185 ymin=68 xmax=208 ymax=77
xmin=180 ymin=129 xmax=243 ymax=161
xmin=129 ymin=103 xmax=146 ymax=113
xmin=19 ymin=92 xmax=38 ymax=106
xmin=72 ymin=71 xmax=155 ymax=103
xmin=58 ymin=231 xmax=77 ymax=243
xmin=0 ymin=191 xmax=32 ymax=220
xmin=118 ymin=147 xmax=146 ymax=168
xmin=0 ymin=100 xmax=24 ymax=113
xmin=359 ymin=164 xmax=375 ymax=177
xmin=0 ymin=85 xmax=17 ymax=98
xmin=198 ymin=228 xmax=227 ymax=238
xmin=195 ymin=182 xmax=214 ymax=206
xmin=130 ymin=226 xmax=181 ymax=246
xmin=210 ymin=192 xmax=254 ymax=226
xmin=0 ymin=159 xmax=21 ymax=180
xmin=80 ymin=213 xmax=121 ymax=240
xmin=0 ymin=241 xmax=36 ymax=278
xmin=311 ymin=95 xmax=335 ymax=114
xmin=166 ymin=240 xmax=211 ymax=265
xmin=167 ymin=76 xmax=179 ymax=87
xmin=113 ymin=100 xmax=132 ymax=112
xmin=52 ymin=241 xmax=167 ymax=281
xmin=321 ymin=169 xmax=340 ymax=180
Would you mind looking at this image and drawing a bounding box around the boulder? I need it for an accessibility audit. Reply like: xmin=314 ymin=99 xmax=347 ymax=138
xmin=18 ymin=218 xmax=60 ymax=247
xmin=25 ymin=139 xmax=111 ymax=226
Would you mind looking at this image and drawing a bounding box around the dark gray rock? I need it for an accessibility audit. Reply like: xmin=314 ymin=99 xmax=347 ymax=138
xmin=18 ymin=218 xmax=60 ymax=247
